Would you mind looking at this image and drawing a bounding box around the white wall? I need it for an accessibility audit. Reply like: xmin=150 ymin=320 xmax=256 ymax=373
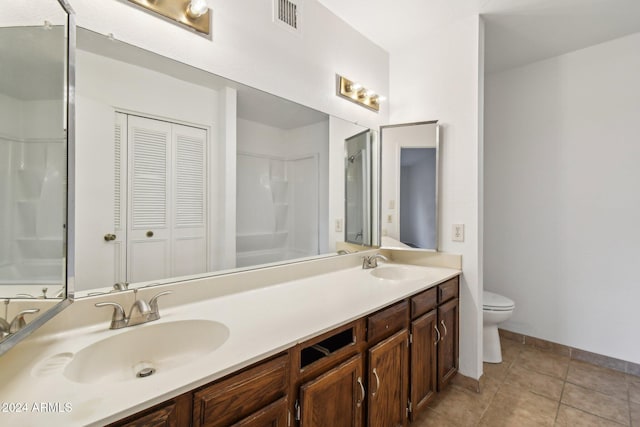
xmin=70 ymin=0 xmax=389 ymax=129
xmin=389 ymin=16 xmax=484 ymax=379
xmin=484 ymin=32 xmax=640 ymax=364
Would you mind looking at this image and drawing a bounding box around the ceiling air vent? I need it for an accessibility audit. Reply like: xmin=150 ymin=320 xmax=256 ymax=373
xmin=274 ymin=0 xmax=301 ymax=33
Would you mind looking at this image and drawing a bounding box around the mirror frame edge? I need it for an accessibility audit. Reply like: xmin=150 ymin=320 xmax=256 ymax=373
xmin=0 ymin=0 xmax=76 ymax=356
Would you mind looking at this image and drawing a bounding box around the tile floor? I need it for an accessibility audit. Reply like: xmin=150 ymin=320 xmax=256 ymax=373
xmin=413 ymin=337 xmax=640 ymax=426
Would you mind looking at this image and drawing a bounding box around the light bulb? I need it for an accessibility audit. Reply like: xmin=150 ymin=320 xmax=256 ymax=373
xmin=187 ymin=0 xmax=208 ymax=18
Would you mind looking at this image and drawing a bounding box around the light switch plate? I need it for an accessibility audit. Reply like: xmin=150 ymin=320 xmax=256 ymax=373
xmin=335 ymin=219 xmax=343 ymax=232
xmin=452 ymin=224 xmax=464 ymax=242
xmin=389 ymin=200 xmax=395 ymax=210
xmin=387 ymin=214 xmax=393 ymax=223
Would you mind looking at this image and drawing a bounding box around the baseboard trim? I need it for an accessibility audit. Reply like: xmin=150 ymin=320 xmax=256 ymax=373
xmin=451 ymin=371 xmax=481 ymax=393
xmin=499 ymin=328 xmax=640 ymax=377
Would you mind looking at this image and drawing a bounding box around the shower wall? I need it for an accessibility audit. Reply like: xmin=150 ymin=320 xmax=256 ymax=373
xmin=0 ymin=94 xmax=65 ymax=291
xmin=236 ymin=118 xmax=328 ymax=267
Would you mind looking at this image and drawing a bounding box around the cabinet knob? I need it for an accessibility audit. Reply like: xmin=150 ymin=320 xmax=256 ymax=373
xmin=104 ymin=233 xmax=116 ymax=241
xmin=146 ymin=230 xmax=154 ymax=238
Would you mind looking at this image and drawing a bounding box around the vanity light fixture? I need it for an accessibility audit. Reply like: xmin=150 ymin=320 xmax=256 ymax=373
xmin=127 ymin=0 xmax=211 ymax=35
xmin=336 ymin=75 xmax=383 ymax=112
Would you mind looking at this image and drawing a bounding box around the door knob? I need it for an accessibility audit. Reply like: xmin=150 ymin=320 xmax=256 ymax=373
xmin=146 ymin=231 xmax=154 ymax=238
xmin=104 ymin=233 xmax=117 ymax=241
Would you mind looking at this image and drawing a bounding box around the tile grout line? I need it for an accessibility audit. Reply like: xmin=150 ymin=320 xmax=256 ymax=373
xmin=555 ymin=376 xmax=567 ymax=424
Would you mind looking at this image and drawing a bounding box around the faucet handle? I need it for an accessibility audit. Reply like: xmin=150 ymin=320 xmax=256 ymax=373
xmin=148 ymin=291 xmax=172 ymax=320
xmin=95 ymin=302 xmax=126 ymax=329
xmin=9 ymin=308 xmax=40 ymax=333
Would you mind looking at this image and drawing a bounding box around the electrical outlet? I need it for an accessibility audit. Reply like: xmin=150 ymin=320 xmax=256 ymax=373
xmin=452 ymin=224 xmax=464 ymax=242
xmin=335 ymin=219 xmax=343 ymax=232
xmin=387 ymin=214 xmax=393 ymax=223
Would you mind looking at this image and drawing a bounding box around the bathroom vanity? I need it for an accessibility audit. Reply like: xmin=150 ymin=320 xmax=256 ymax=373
xmin=111 ymin=275 xmax=459 ymax=427
xmin=0 ymin=253 xmax=460 ymax=426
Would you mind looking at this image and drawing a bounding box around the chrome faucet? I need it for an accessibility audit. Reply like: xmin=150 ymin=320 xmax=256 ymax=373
xmin=362 ymin=253 xmax=388 ymax=269
xmin=95 ymin=289 xmax=172 ymax=329
xmin=0 ymin=301 xmax=40 ymax=339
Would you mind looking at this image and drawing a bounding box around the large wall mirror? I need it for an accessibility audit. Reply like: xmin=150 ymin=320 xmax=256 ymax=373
xmin=380 ymin=121 xmax=439 ymax=250
xmin=73 ymin=28 xmax=377 ymax=296
xmin=0 ymin=0 xmax=74 ymax=352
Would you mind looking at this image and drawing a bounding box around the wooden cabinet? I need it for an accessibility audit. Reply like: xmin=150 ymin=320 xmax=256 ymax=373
xmin=231 ymin=398 xmax=288 ymax=427
xmin=368 ymin=329 xmax=409 ymax=427
xmin=409 ymin=310 xmax=438 ymax=418
xmin=408 ymin=276 xmax=459 ymax=421
xmin=298 ymin=355 xmax=365 ymax=427
xmin=107 ymin=393 xmax=192 ymax=427
xmin=437 ymin=297 xmax=459 ymax=390
xmin=193 ymin=354 xmax=289 ymax=427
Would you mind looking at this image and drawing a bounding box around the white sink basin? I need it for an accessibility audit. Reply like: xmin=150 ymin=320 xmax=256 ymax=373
xmin=370 ymin=265 xmax=426 ymax=281
xmin=64 ymin=319 xmax=229 ymax=384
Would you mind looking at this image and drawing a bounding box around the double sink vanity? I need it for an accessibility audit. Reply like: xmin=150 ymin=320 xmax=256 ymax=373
xmin=0 ymin=251 xmax=460 ymax=426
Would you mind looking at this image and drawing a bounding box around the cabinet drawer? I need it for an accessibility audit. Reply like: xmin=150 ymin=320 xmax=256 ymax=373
xmin=438 ymin=277 xmax=459 ymax=304
xmin=367 ymin=300 xmax=409 ymax=343
xmin=230 ymin=397 xmax=288 ymax=427
xmin=193 ymin=354 xmax=289 ymax=427
xmin=411 ymin=287 xmax=437 ymax=319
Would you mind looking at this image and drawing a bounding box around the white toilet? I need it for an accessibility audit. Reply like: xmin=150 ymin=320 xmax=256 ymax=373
xmin=483 ymin=290 xmax=515 ymax=363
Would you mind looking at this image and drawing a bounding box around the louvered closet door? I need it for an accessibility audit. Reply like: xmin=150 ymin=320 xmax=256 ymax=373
xmin=113 ymin=113 xmax=128 ymax=283
xmin=127 ymin=116 xmax=172 ymax=283
xmin=171 ymin=124 xmax=207 ymax=277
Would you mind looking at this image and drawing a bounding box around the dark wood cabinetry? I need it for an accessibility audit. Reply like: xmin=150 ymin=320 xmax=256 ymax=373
xmin=409 ymin=310 xmax=438 ymax=418
xmin=367 ymin=329 xmax=409 ymax=427
xmin=408 ymin=276 xmax=459 ymax=420
xmin=437 ymin=297 xmax=459 ymax=390
xmin=231 ymin=398 xmax=288 ymax=427
xmin=112 ymin=274 xmax=460 ymax=427
xmin=193 ymin=354 xmax=289 ymax=427
xmin=299 ymin=355 xmax=364 ymax=427
xmin=108 ymin=393 xmax=192 ymax=427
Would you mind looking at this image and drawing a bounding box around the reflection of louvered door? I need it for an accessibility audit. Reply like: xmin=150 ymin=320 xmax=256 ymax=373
xmin=125 ymin=115 xmax=207 ymax=283
xmin=113 ymin=113 xmax=128 ymax=283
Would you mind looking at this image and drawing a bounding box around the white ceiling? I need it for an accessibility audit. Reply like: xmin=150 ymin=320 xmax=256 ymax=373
xmin=317 ymin=0 xmax=640 ymax=73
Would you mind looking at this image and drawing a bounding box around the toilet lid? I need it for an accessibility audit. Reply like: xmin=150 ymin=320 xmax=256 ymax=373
xmin=483 ymin=291 xmax=515 ymax=310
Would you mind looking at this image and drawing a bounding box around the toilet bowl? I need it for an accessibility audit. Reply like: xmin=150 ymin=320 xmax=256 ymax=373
xmin=483 ymin=291 xmax=515 ymax=363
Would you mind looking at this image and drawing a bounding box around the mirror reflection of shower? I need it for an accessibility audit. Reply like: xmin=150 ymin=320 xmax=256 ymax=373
xmin=235 ymin=116 xmax=328 ymax=267
xmin=344 ymin=130 xmax=373 ymax=246
xmin=0 ymin=26 xmax=67 ymax=298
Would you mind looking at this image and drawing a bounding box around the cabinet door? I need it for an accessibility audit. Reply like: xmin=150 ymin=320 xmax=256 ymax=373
xmin=299 ymin=354 xmax=364 ymax=427
xmin=437 ymin=298 xmax=459 ymax=390
xmin=108 ymin=393 xmax=191 ymax=427
xmin=368 ymin=329 xmax=409 ymax=427
xmin=410 ymin=310 xmax=438 ymax=420
xmin=231 ymin=397 xmax=288 ymax=427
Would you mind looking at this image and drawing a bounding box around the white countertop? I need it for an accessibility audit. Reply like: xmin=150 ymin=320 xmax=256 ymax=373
xmin=0 ymin=261 xmax=459 ymax=426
